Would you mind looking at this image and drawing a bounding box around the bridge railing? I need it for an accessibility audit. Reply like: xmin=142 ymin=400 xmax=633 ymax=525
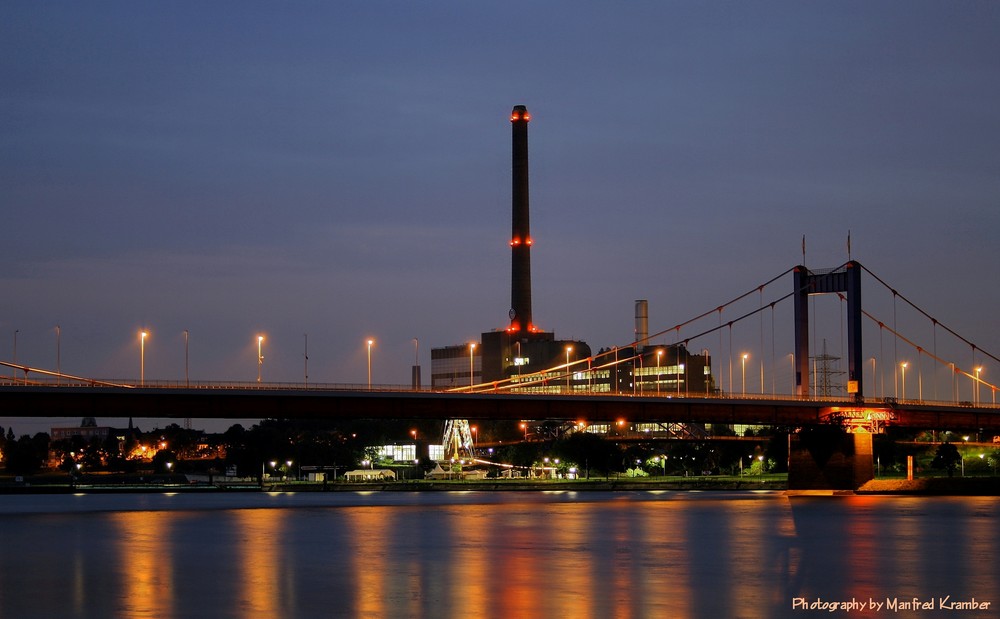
xmin=2 ymin=375 xmax=997 ymax=410
xmin=0 ymin=377 xmax=419 ymax=392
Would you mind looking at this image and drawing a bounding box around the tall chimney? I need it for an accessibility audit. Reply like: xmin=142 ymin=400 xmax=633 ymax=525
xmin=635 ymin=299 xmax=648 ymax=351
xmin=509 ymin=105 xmax=532 ymax=332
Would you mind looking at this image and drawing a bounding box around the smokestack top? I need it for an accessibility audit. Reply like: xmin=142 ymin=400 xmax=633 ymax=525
xmin=510 ymin=105 xmax=530 ymax=122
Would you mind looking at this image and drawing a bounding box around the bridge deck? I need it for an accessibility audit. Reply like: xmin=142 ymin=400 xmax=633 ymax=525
xmin=1 ymin=385 xmax=998 ymax=431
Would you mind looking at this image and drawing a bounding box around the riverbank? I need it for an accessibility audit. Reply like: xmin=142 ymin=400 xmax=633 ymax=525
xmin=0 ymin=473 xmax=786 ymax=493
xmin=4 ymin=473 xmax=998 ymax=494
xmin=856 ymin=476 xmax=1000 ymax=495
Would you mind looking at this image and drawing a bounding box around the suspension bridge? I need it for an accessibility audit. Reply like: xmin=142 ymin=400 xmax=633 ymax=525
xmin=0 ymin=260 xmax=996 ymax=430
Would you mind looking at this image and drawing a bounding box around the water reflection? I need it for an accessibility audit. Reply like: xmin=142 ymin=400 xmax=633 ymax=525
xmin=233 ymin=507 xmax=287 ymax=617
xmin=113 ymin=510 xmax=175 ymax=619
xmin=0 ymin=493 xmax=997 ymax=619
xmin=345 ymin=506 xmax=391 ymax=618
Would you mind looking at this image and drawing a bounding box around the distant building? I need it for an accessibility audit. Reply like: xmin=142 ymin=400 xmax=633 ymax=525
xmin=431 ymin=344 xmax=481 ymax=389
xmin=586 ymin=344 xmax=714 ymax=396
xmin=50 ymin=417 xmax=112 ymax=442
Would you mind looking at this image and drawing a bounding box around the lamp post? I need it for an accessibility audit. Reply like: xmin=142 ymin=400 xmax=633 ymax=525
xmin=741 ymin=354 xmax=748 ymax=396
xmin=469 ymin=342 xmax=476 ymax=388
xmin=900 ymin=362 xmax=908 ymax=400
xmin=257 ymin=336 xmax=264 ymax=383
xmin=565 ymin=346 xmax=573 ymax=391
xmin=140 ymin=330 xmax=148 ymax=386
xmin=55 ymin=325 xmax=61 ymax=385
xmin=707 ymin=349 xmax=713 ymax=397
xmin=367 ymin=339 xmax=374 ymax=390
xmin=520 ymin=422 xmax=527 ymax=441
xmin=11 ymin=329 xmax=17 ymax=381
xmin=962 ymin=436 xmax=969 ymax=476
xmin=656 ymin=349 xmax=663 ymax=395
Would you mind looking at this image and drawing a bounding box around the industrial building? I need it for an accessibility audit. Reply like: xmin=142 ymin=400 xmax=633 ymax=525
xmin=430 ymin=106 xmax=714 ymax=398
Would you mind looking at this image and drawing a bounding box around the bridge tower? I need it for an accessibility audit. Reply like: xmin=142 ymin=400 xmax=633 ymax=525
xmin=793 ymin=261 xmax=863 ymax=400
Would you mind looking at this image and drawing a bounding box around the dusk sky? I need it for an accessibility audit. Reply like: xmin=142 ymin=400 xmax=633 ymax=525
xmin=3 ymin=2 xmax=998 ymax=434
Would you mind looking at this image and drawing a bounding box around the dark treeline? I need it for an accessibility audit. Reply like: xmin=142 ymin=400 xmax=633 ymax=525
xmin=3 ymin=418 xmax=993 ymax=480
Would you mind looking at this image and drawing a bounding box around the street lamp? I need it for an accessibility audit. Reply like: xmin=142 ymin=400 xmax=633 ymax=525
xmin=140 ymin=330 xmax=148 ymax=386
xmin=962 ymin=436 xmax=970 ymax=476
xmin=55 ymin=325 xmax=61 ymax=385
xmin=566 ymin=346 xmax=573 ymax=391
xmin=367 ymin=339 xmax=374 ymax=390
xmin=741 ymin=354 xmax=749 ymax=396
xmin=469 ymin=342 xmax=477 ymax=388
xmin=656 ymin=349 xmax=663 ymax=395
xmin=900 ymin=362 xmax=908 ymax=400
xmin=520 ymin=422 xmax=527 ymax=440
xmin=257 ymin=335 xmax=264 ymax=383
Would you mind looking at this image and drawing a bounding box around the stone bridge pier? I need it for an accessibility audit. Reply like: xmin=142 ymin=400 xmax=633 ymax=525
xmin=787 ymin=429 xmax=874 ymax=490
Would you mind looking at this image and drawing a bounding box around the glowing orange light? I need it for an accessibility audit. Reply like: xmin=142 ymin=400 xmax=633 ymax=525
xmin=525 ymin=237 xmax=533 ymax=246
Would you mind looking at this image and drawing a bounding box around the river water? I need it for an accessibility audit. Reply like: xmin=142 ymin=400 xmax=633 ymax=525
xmin=0 ymin=491 xmax=996 ymax=618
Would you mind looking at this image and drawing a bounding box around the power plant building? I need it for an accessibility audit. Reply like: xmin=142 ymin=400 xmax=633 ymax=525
xmin=431 ymin=106 xmax=714 ymax=396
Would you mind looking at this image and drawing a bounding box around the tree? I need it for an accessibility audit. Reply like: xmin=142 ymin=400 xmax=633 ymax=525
xmin=552 ymin=433 xmax=622 ymax=477
xmin=151 ymin=449 xmax=178 ymax=473
xmin=931 ymin=442 xmax=961 ymax=477
xmin=5 ymin=433 xmax=48 ymax=475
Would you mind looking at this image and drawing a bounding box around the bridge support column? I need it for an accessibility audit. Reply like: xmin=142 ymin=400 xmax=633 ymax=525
xmin=793 ymin=261 xmax=864 ymax=399
xmin=787 ymin=429 xmax=874 ymax=490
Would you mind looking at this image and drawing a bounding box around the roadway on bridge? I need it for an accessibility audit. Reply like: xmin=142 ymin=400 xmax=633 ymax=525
xmin=1 ymin=384 xmax=999 ymax=431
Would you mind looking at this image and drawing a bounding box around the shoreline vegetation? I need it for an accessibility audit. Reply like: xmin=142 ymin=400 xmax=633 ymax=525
xmin=2 ymin=473 xmax=999 ymax=495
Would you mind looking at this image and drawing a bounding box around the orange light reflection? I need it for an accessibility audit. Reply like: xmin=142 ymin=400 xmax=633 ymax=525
xmin=235 ymin=507 xmax=287 ymax=617
xmin=113 ymin=511 xmax=175 ymax=619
